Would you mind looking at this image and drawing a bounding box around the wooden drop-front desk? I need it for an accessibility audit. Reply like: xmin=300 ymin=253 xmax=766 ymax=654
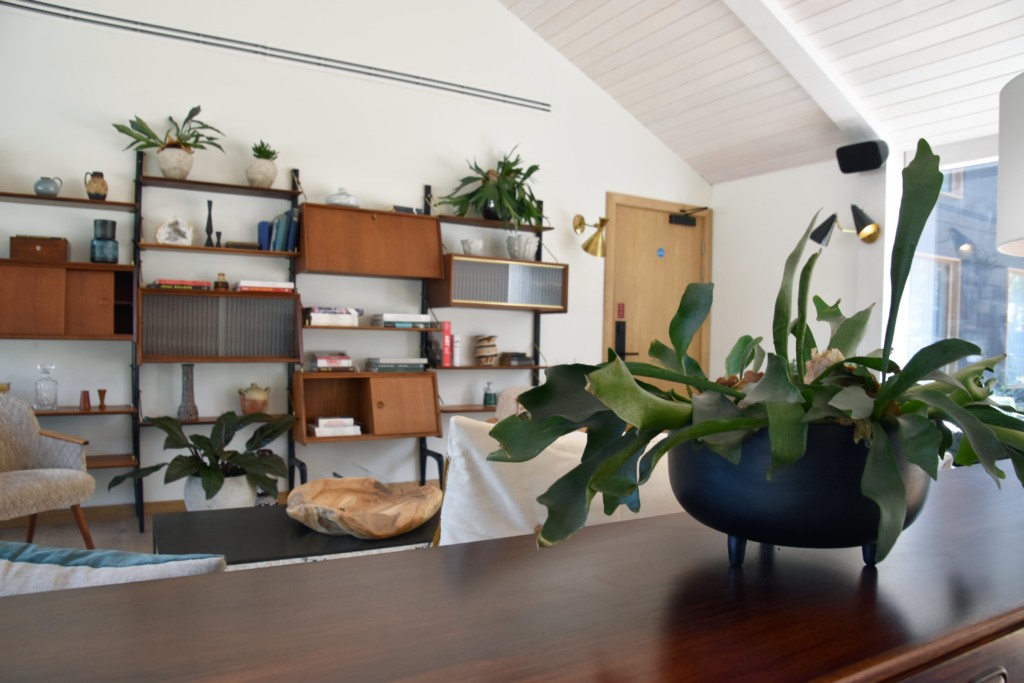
xmin=2 ymin=466 xmax=1023 ymax=681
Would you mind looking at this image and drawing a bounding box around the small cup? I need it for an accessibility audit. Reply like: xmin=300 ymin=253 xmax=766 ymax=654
xmin=79 ymin=390 xmax=91 ymax=411
xmin=461 ymin=238 xmax=483 ymax=255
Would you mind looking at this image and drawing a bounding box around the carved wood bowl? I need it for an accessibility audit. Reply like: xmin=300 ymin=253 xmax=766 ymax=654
xmin=286 ymin=478 xmax=443 ymax=539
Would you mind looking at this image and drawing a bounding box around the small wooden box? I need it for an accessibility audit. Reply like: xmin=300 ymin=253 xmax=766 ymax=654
xmin=10 ymin=236 xmax=69 ymax=263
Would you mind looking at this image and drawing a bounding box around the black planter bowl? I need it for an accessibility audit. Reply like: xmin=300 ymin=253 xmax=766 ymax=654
xmin=668 ymin=423 xmax=932 ymax=567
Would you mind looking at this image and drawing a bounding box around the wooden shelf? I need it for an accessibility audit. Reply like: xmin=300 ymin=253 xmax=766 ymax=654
xmin=436 ymin=214 xmax=552 ymax=234
xmin=139 ymin=287 xmax=298 ymax=298
xmin=141 ymin=413 xmax=290 ymax=426
xmin=300 ymin=432 xmax=437 ymax=444
xmin=1 ymin=259 xmax=133 ymax=272
xmin=86 ymin=454 xmax=138 ymax=469
xmin=433 ymin=365 xmax=544 ymax=371
xmin=439 ymin=404 xmax=496 ymax=414
xmin=0 ymin=191 xmax=137 ymax=212
xmin=139 ymin=175 xmax=300 ymax=200
xmin=139 ymin=242 xmax=296 ymax=258
xmin=35 ymin=405 xmax=135 ymax=417
xmin=303 ymin=325 xmax=442 ymax=332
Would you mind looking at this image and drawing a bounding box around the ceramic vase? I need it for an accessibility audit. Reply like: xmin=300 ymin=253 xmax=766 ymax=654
xmin=245 ymin=158 xmax=277 ymax=188
xmin=177 ymin=363 xmax=198 ymax=422
xmin=84 ymin=171 xmax=108 ymax=200
xmin=157 ymin=147 xmax=193 ymax=180
xmin=506 ymin=233 xmax=539 ymax=260
xmin=668 ymin=423 xmax=932 ymax=567
xmin=204 ymin=200 xmax=214 ymax=247
xmin=183 ymin=475 xmax=257 ymax=511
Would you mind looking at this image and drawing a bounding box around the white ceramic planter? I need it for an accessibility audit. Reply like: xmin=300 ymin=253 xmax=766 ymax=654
xmin=157 ymin=147 xmax=194 ymax=180
xmin=245 ymin=158 xmax=278 ymax=188
xmin=506 ymin=233 xmax=539 ymax=260
xmin=183 ymin=474 xmax=257 ymax=511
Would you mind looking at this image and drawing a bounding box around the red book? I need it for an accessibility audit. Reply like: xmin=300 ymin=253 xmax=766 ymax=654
xmin=430 ymin=321 xmax=452 ymax=368
xmin=152 ymin=278 xmax=213 ymax=287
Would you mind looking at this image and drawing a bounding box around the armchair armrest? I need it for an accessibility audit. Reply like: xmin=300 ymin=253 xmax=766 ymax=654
xmin=38 ymin=429 xmax=89 ymax=446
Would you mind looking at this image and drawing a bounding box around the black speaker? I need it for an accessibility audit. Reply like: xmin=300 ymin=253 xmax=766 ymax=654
xmin=836 ymin=140 xmax=889 ymax=173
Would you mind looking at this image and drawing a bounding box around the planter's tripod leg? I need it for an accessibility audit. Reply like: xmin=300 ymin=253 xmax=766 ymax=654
xmin=861 ymin=543 xmax=878 ymax=566
xmin=728 ymin=535 xmax=747 ymax=567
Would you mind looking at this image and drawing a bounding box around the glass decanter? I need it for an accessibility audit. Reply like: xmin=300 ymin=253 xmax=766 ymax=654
xmin=34 ymin=363 xmax=58 ymax=410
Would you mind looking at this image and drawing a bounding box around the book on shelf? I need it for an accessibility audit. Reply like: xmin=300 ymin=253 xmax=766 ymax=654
xmin=284 ymin=207 xmax=301 ymax=253
xmin=429 ymin=320 xmax=452 ymax=367
xmin=315 ymin=416 xmax=356 ymax=427
xmin=305 ymin=306 xmax=363 ymax=315
xmin=152 ymin=278 xmax=213 ymax=287
xmin=307 ymin=423 xmax=362 ymax=437
xmin=273 ymin=210 xmax=290 ymax=252
xmin=371 ymin=313 xmax=432 ymax=324
xmin=307 ymin=366 xmax=356 ymax=372
xmin=223 ymin=241 xmax=261 ymax=250
xmin=257 ymin=220 xmax=272 ymax=251
xmin=312 ymin=351 xmax=352 ymax=367
xmin=365 ymin=364 xmax=428 ymax=373
xmin=147 ymin=282 xmax=212 ymax=291
xmin=373 ymin=321 xmax=434 ymax=329
xmin=499 ymin=352 xmax=533 ymax=366
xmin=234 ymin=280 xmax=295 ymax=290
xmin=366 ymin=357 xmax=428 ymax=365
xmin=305 ymin=313 xmax=359 ymax=327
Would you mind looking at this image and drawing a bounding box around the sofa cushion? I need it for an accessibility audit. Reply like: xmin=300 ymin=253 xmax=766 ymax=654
xmin=0 ymin=541 xmax=225 ymax=597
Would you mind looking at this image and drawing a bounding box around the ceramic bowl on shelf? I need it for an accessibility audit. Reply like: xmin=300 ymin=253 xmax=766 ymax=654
xmin=325 ymin=187 xmax=359 ymax=207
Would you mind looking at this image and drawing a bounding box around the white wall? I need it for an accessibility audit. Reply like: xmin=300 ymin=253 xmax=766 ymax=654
xmin=710 ymin=161 xmax=887 ymax=375
xmin=0 ymin=0 xmax=710 ymax=504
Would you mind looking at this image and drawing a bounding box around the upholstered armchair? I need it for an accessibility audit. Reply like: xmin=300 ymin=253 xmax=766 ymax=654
xmin=0 ymin=394 xmax=95 ymax=548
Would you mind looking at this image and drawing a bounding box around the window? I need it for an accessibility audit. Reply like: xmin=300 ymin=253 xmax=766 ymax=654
xmin=893 ymin=160 xmax=1024 ymax=408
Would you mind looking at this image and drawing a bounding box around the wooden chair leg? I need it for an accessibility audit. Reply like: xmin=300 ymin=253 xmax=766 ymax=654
xmin=25 ymin=514 xmax=37 ymax=544
xmin=70 ymin=505 xmax=95 ymax=550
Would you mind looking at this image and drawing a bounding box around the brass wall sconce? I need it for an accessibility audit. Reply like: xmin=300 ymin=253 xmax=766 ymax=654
xmin=809 ymin=205 xmax=882 ymax=246
xmin=573 ymin=214 xmax=607 ymax=257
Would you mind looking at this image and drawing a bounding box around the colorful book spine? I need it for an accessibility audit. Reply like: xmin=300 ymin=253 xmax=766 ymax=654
xmin=152 ymin=279 xmax=213 ymax=286
xmin=307 ymin=423 xmax=362 ymax=437
xmin=148 ymin=283 xmax=212 ymax=291
xmin=235 ymin=280 xmax=295 ymax=289
xmin=257 ymin=220 xmax=272 ymax=251
xmin=430 ymin=321 xmax=452 ymax=367
xmin=372 ymin=313 xmax=432 ymax=323
xmin=315 ymin=416 xmax=356 ymax=427
xmin=284 ymin=207 xmax=300 ymax=253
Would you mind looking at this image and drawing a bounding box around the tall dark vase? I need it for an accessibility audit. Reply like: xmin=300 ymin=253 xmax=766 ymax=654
xmin=177 ymin=363 xmax=199 ymax=422
xmin=204 ymin=200 xmax=214 ymax=247
xmin=481 ymin=199 xmax=501 ymax=221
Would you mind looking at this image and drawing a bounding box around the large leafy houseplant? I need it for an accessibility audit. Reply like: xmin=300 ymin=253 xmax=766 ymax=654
xmin=490 ymin=139 xmax=1024 ymax=562
xmin=112 ymin=105 xmax=224 ymax=153
xmin=109 ymin=412 xmax=295 ymax=499
xmin=438 ymin=146 xmax=543 ymax=228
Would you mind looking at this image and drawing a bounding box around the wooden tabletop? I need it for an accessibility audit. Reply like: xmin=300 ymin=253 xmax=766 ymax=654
xmin=2 ymin=466 xmax=1023 ymax=681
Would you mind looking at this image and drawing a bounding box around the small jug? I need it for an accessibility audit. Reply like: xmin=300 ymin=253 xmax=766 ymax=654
xmin=34 ymin=177 xmax=62 ymax=197
xmin=239 ymin=383 xmax=270 ymax=415
xmin=84 ymin=171 xmax=108 ymax=200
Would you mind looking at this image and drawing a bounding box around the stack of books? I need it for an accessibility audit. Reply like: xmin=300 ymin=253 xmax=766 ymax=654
xmin=371 ymin=313 xmax=433 ymax=329
xmin=307 ymin=416 xmax=362 ymax=437
xmin=304 ymin=306 xmax=362 ymax=327
xmin=148 ymin=279 xmax=212 ymax=291
xmin=499 ymin=352 xmax=533 ymax=366
xmin=257 ymin=207 xmax=301 ymax=253
xmin=365 ymin=357 xmax=429 ymax=372
xmin=310 ymin=351 xmax=354 ymax=372
xmin=233 ymin=280 xmax=295 ymax=293
xmin=429 ymin=321 xmax=452 ymax=367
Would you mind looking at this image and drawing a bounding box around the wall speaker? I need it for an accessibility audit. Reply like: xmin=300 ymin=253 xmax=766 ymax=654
xmin=836 ymin=140 xmax=889 ymax=173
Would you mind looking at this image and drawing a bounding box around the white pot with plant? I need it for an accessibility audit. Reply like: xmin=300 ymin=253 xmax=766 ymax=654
xmin=113 ymin=105 xmax=224 ymax=180
xmin=246 ymin=140 xmax=278 ymax=188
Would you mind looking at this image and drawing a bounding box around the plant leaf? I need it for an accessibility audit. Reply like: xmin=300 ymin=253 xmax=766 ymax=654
xmin=163 ymin=454 xmax=202 ymax=483
xmin=668 ymin=282 xmax=714 ymax=368
xmin=649 ymin=339 xmax=682 ymax=372
xmin=861 ymin=424 xmax=906 ymax=563
xmin=828 ymin=386 xmax=874 ymax=419
xmin=766 ymin=402 xmax=808 ymax=475
xmin=830 ymin=304 xmax=874 ymax=357
xmin=881 ymin=139 xmax=944 ymax=376
xmin=874 ymin=338 xmax=980 ymax=409
xmin=586 ymin=356 xmax=693 ymax=430
xmin=742 ymin=353 xmax=803 ymax=405
xmin=912 ymin=389 xmax=1006 ymax=482
xmin=772 ymin=211 xmax=820 ymax=365
xmin=107 ymin=463 xmax=167 ymax=490
xmin=794 ymin=249 xmax=821 ymax=375
xmin=146 ymin=416 xmax=192 ymax=449
xmin=200 ymin=468 xmax=226 ymax=499
xmin=896 ymin=413 xmax=943 ymax=479
xmin=724 ymin=335 xmax=762 ymax=376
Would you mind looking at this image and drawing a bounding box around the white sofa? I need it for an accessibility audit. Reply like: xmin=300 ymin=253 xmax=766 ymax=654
xmin=437 ymin=416 xmax=681 ymax=545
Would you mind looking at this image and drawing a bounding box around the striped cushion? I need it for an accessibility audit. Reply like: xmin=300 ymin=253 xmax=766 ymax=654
xmin=0 ymin=541 xmax=225 ymax=596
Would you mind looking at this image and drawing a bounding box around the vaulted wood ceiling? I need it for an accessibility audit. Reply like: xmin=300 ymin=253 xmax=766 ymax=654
xmin=499 ymin=0 xmax=1024 ymax=183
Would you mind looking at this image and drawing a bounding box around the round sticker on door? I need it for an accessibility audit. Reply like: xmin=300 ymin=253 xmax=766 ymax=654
xmin=657 ymin=247 xmax=665 ymax=258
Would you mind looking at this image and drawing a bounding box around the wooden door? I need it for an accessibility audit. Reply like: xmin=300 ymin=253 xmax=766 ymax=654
xmin=603 ymin=193 xmax=712 ymax=374
xmin=366 ymin=374 xmax=441 ymax=436
xmin=65 ymin=270 xmax=114 ymax=337
xmin=0 ymin=263 xmax=66 ymax=336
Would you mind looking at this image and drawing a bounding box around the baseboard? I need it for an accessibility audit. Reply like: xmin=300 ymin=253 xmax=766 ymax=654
xmin=0 ymin=492 xmax=289 ymax=529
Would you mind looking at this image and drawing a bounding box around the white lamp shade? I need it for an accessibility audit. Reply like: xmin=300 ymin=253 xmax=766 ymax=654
xmin=998 ymin=72 xmax=1024 ymax=256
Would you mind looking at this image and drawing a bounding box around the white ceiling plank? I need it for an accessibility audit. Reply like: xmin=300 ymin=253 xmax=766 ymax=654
xmin=723 ymin=0 xmax=880 ymax=139
xmin=537 ymin=0 xmax=646 ymax=51
xmin=860 ymin=54 xmax=1024 ymax=102
xmin=556 ymin=0 xmax=682 ymax=61
xmin=873 ymin=76 xmax=1013 ymax=119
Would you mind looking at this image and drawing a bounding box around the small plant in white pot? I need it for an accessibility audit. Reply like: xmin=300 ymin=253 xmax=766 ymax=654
xmin=112 ymin=105 xmax=224 ymax=180
xmin=246 ymin=140 xmax=279 ymax=188
xmin=109 ymin=411 xmax=295 ymax=511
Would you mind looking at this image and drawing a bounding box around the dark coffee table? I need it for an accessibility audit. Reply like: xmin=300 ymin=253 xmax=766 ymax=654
xmin=152 ymin=505 xmax=438 ymax=566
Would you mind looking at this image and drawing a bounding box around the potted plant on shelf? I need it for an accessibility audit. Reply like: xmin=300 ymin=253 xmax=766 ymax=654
xmin=112 ymin=105 xmax=224 ymax=180
xmin=489 ymin=139 xmax=1024 ymax=566
xmin=109 ymin=411 xmax=295 ymax=511
xmin=246 ymin=139 xmax=278 ymax=188
xmin=438 ymin=146 xmax=544 ymax=259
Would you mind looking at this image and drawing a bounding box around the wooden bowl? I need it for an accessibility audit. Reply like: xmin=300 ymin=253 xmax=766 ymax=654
xmin=286 ymin=478 xmax=442 ymax=539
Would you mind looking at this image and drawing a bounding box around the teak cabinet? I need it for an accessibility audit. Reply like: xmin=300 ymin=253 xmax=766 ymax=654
xmin=291 ymin=371 xmax=441 ymax=444
xmin=0 ymin=261 xmax=133 ymax=338
xmin=425 ymin=254 xmax=568 ymax=312
xmin=297 ymin=204 xmax=443 ymax=279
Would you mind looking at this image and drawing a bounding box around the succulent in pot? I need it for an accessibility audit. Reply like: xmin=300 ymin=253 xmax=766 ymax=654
xmin=489 ymin=139 xmax=1024 ymax=564
xmin=246 ymin=139 xmax=279 ymax=188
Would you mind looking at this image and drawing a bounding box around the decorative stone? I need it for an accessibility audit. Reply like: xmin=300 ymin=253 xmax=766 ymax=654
xmin=286 ymin=478 xmax=442 ymax=539
xmin=155 ymin=216 xmax=195 ymax=246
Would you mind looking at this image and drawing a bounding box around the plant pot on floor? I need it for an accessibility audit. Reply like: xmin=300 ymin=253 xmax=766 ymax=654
xmin=183 ymin=475 xmax=257 ymax=511
xmin=668 ymin=423 xmax=932 ymax=567
xmin=157 ymin=147 xmax=194 ymax=180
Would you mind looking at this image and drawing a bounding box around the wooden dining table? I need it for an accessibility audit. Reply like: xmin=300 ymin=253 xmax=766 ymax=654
xmin=2 ymin=465 xmax=1023 ymax=681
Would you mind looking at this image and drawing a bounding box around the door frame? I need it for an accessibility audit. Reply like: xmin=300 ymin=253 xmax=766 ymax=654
xmin=602 ymin=192 xmax=714 ymax=367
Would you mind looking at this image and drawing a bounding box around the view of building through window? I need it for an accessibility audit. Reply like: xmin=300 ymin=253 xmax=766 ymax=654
xmin=893 ymin=160 xmax=1024 ymax=408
